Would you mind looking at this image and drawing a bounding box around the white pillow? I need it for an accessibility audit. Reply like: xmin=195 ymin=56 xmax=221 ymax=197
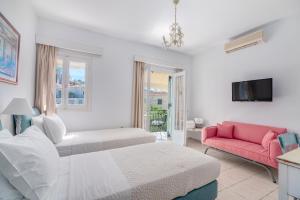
xmin=0 ymin=172 xmax=23 ymax=200
xmin=0 ymin=129 xmax=13 ymax=138
xmin=0 ymin=129 xmax=23 ymax=200
xmin=0 ymin=126 xmax=59 ymax=200
xmin=43 ymin=114 xmax=66 ymax=144
xmin=31 ymin=114 xmax=45 ymax=132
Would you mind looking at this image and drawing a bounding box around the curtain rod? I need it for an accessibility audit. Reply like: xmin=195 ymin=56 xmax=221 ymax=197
xmin=134 ymin=56 xmax=184 ymax=70
xmin=36 ymin=35 xmax=103 ymax=56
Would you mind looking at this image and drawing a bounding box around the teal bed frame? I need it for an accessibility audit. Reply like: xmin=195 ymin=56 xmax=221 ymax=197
xmin=175 ymin=181 xmax=218 ymax=200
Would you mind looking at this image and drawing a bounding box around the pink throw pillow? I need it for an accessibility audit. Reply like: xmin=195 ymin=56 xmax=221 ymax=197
xmin=217 ymin=124 xmax=234 ymax=138
xmin=262 ymin=130 xmax=276 ymax=149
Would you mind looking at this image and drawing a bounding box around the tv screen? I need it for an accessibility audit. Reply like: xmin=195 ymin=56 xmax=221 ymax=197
xmin=232 ymin=78 xmax=272 ymax=101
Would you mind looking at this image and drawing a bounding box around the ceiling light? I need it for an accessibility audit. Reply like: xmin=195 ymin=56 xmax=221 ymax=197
xmin=163 ymin=0 xmax=184 ymax=48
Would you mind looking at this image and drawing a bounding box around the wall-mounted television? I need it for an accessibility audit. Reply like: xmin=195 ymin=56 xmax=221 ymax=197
xmin=232 ymin=78 xmax=272 ymax=102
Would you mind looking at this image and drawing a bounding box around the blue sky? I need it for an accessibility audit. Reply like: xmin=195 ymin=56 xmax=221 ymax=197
xmin=70 ymin=68 xmax=85 ymax=81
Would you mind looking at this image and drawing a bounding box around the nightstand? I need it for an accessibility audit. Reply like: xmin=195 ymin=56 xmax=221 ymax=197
xmin=187 ymin=128 xmax=202 ymax=141
xmin=277 ymin=148 xmax=300 ymax=200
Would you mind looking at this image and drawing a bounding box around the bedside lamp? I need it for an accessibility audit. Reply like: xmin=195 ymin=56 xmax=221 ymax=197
xmin=2 ymin=98 xmax=33 ymax=134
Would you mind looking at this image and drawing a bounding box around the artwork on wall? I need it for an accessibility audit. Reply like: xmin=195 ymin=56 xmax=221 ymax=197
xmin=0 ymin=12 xmax=20 ymax=84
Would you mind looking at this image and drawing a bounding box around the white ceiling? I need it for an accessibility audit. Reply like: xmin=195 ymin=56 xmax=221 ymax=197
xmin=29 ymin=0 xmax=300 ymax=55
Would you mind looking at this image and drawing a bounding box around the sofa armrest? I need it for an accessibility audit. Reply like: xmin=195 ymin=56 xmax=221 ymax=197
xmin=202 ymin=126 xmax=217 ymax=143
xmin=269 ymin=139 xmax=282 ymax=159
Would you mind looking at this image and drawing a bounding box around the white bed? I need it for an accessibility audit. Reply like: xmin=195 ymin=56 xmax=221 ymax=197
xmin=56 ymin=128 xmax=156 ymax=156
xmin=49 ymin=142 xmax=220 ymax=200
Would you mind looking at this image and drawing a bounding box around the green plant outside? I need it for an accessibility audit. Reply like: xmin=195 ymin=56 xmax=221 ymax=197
xmin=149 ymin=105 xmax=168 ymax=132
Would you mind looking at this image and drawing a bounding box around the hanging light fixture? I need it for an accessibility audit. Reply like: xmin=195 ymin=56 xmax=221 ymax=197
xmin=163 ymin=0 xmax=184 ymax=48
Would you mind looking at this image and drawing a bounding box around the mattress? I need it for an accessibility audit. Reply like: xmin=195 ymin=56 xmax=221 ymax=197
xmin=53 ymin=142 xmax=220 ymax=200
xmin=56 ymin=128 xmax=156 ymax=156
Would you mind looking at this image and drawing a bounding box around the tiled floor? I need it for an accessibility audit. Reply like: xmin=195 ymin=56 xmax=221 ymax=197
xmin=186 ymin=139 xmax=280 ymax=200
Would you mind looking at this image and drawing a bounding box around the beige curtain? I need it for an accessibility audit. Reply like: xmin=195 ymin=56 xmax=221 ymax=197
xmin=131 ymin=61 xmax=145 ymax=128
xmin=34 ymin=44 xmax=57 ymax=115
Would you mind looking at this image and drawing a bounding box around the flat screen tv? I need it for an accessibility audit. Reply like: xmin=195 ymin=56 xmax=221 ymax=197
xmin=232 ymin=78 xmax=272 ymax=102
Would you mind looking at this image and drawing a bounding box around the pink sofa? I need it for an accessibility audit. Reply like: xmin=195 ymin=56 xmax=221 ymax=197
xmin=202 ymin=121 xmax=287 ymax=170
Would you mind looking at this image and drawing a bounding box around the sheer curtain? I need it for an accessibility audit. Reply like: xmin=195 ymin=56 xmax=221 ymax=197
xmin=34 ymin=44 xmax=57 ymax=115
xmin=131 ymin=61 xmax=145 ymax=128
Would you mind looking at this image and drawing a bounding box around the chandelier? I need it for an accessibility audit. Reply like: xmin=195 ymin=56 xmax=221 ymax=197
xmin=163 ymin=0 xmax=184 ymax=48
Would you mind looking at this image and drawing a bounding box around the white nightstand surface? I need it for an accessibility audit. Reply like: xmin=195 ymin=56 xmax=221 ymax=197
xmin=277 ymin=148 xmax=300 ymax=167
xmin=187 ymin=128 xmax=202 ymax=132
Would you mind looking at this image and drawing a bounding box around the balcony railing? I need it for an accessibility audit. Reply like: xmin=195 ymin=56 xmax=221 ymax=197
xmin=149 ymin=110 xmax=167 ymax=132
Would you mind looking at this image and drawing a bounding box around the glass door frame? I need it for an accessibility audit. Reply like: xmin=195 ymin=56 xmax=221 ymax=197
xmin=170 ymin=70 xmax=187 ymax=146
xmin=143 ymin=64 xmax=176 ymax=134
xmin=143 ymin=63 xmax=187 ymax=145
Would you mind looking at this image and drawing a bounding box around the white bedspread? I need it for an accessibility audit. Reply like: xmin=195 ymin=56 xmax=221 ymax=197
xmin=68 ymin=151 xmax=131 ymax=200
xmin=56 ymin=128 xmax=156 ymax=156
xmin=53 ymin=142 xmax=220 ymax=200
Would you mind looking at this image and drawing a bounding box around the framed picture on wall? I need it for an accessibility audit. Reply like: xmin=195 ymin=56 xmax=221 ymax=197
xmin=0 ymin=12 xmax=20 ymax=85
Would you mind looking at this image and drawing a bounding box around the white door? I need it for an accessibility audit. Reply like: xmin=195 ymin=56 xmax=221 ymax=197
xmin=169 ymin=71 xmax=186 ymax=145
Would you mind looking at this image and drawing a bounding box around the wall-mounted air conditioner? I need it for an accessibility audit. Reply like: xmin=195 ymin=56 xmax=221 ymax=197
xmin=224 ymin=30 xmax=264 ymax=53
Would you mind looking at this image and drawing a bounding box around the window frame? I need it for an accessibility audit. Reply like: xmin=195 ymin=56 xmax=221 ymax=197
xmin=55 ymin=49 xmax=92 ymax=111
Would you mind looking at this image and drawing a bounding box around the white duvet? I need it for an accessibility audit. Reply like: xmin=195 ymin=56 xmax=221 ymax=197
xmin=50 ymin=142 xmax=220 ymax=200
xmin=56 ymin=128 xmax=156 ymax=156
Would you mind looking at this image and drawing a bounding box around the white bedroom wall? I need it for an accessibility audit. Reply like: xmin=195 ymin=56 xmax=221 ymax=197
xmin=37 ymin=18 xmax=193 ymax=131
xmin=191 ymin=15 xmax=300 ymax=139
xmin=0 ymin=0 xmax=37 ymax=130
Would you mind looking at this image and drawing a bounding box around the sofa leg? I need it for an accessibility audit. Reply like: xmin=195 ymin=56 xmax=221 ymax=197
xmin=204 ymin=147 xmax=210 ymax=154
xmin=251 ymin=160 xmax=277 ymax=183
xmin=203 ymin=147 xmax=277 ymax=183
xmin=262 ymin=165 xmax=277 ymax=183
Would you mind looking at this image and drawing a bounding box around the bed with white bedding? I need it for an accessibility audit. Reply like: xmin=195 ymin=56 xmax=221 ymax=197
xmin=56 ymin=128 xmax=156 ymax=156
xmin=30 ymin=113 xmax=156 ymax=156
xmin=50 ymin=142 xmax=220 ymax=200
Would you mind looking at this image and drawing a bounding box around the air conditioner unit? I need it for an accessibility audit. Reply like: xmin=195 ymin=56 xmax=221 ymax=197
xmin=224 ymin=30 xmax=264 ymax=53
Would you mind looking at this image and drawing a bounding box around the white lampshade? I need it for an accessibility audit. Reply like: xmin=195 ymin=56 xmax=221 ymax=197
xmin=2 ymin=98 xmax=33 ymax=116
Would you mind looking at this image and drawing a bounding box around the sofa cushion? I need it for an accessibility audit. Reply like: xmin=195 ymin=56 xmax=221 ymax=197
xmin=217 ymin=124 xmax=233 ymax=139
xmin=204 ymin=137 xmax=277 ymax=167
xmin=262 ymin=130 xmax=276 ymax=149
xmin=223 ymin=121 xmax=287 ymax=145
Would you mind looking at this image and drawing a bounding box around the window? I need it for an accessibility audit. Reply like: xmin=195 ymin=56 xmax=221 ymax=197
xmin=55 ymin=50 xmax=91 ymax=110
xmin=157 ymin=98 xmax=162 ymax=105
